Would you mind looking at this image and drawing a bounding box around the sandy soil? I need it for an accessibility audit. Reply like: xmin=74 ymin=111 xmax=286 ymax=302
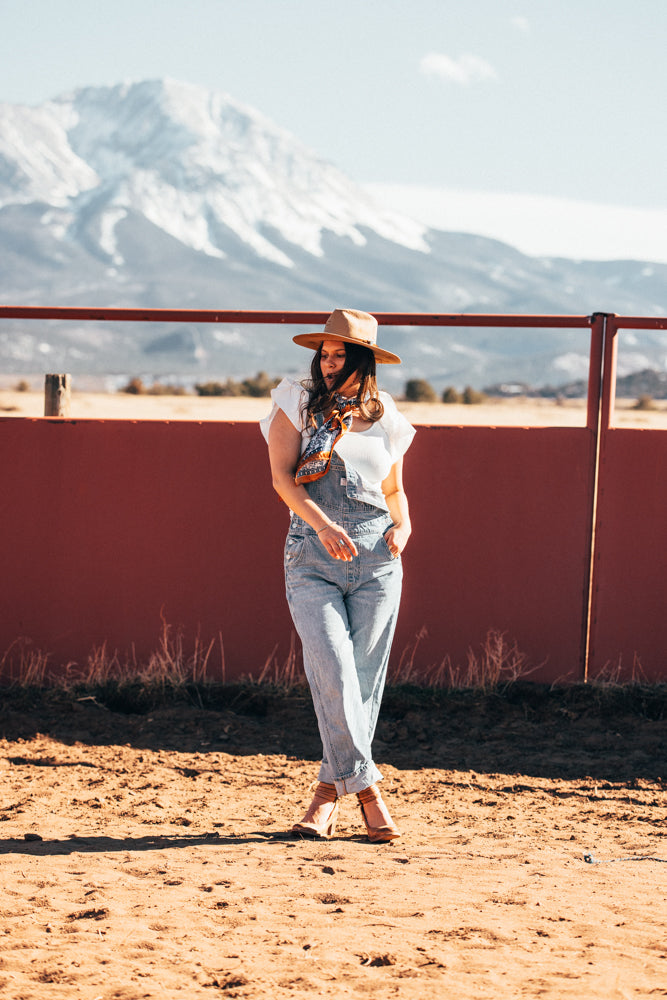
xmin=1 ymin=686 xmax=665 ymax=999
xmin=3 ymin=388 xmax=667 ymax=428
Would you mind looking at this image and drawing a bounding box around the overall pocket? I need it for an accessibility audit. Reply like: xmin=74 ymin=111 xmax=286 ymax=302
xmin=380 ymin=531 xmax=399 ymax=560
xmin=284 ymin=533 xmax=308 ymax=569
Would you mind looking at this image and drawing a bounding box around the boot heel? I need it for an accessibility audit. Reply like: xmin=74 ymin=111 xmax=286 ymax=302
xmin=357 ymin=784 xmax=400 ymax=843
xmin=292 ymin=782 xmax=339 ymax=839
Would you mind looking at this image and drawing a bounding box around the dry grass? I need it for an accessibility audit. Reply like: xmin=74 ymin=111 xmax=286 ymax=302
xmin=255 ymin=630 xmax=305 ymax=687
xmin=390 ymin=626 xmax=538 ymax=691
xmin=1 ymin=624 xmax=536 ymax=695
xmin=0 ymin=616 xmax=222 ymax=693
xmin=1 ymin=622 xmax=659 ymax=714
xmin=0 ymin=637 xmax=53 ymax=686
xmin=588 ymin=652 xmax=647 ymax=687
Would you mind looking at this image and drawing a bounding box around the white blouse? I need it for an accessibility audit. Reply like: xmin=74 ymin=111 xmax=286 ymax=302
xmin=260 ymin=378 xmax=415 ymax=502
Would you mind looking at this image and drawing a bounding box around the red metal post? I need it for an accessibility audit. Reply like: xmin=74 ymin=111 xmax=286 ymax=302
xmin=586 ymin=314 xmax=605 ymax=432
xmin=600 ymin=316 xmax=619 ymax=432
xmin=581 ymin=313 xmax=610 ymax=680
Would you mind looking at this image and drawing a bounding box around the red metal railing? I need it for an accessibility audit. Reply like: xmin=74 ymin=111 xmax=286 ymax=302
xmin=0 ymin=305 xmax=600 ymax=423
xmin=0 ymin=306 xmax=595 ymax=326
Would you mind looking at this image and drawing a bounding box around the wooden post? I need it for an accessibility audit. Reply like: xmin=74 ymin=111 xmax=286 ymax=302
xmin=44 ymin=374 xmax=71 ymax=417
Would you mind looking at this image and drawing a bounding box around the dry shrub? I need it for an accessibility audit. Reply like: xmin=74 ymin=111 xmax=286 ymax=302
xmin=119 ymin=378 xmax=186 ymax=396
xmin=195 ymin=372 xmax=280 ymax=397
xmin=589 ymin=653 xmax=647 ymax=687
xmin=0 ymin=638 xmax=54 ymax=686
xmin=0 ymin=616 xmax=222 ymax=691
xmin=404 ymin=379 xmax=437 ymax=403
xmin=241 ymin=371 xmax=281 ymax=397
xmin=195 ymin=379 xmax=242 ymax=397
xmin=463 ymin=385 xmax=487 ymax=405
xmin=255 ymin=631 xmax=306 ymax=688
xmin=3 ymin=625 xmax=655 ymax=700
xmin=147 ymin=382 xmax=187 ymax=396
xmin=445 ymin=629 xmax=537 ymax=691
xmin=442 ymin=387 xmax=462 ymax=404
xmin=390 ymin=627 xmax=537 ymax=691
xmin=81 ymin=619 xmax=219 ymax=688
xmin=391 ymin=625 xmax=429 ymax=684
xmin=120 ymin=376 xmax=146 ymax=394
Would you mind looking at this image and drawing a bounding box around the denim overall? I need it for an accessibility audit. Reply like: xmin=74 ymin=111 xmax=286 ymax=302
xmin=284 ymin=452 xmax=403 ymax=796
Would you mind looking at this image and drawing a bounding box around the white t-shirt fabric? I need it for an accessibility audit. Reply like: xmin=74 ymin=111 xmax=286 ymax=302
xmin=260 ymin=377 xmax=415 ymax=501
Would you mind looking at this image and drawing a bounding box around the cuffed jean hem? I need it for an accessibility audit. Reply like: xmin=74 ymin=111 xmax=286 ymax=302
xmin=318 ymin=760 xmax=383 ymax=797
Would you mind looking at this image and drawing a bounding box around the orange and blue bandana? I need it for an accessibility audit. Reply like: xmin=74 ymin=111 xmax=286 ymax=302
xmin=295 ymin=395 xmax=356 ymax=485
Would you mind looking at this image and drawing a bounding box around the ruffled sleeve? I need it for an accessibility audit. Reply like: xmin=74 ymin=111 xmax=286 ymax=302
xmin=259 ymin=378 xmax=308 ymax=444
xmin=379 ymin=392 xmax=416 ymax=461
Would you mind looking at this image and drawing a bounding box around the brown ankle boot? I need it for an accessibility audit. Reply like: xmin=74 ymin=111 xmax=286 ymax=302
xmin=357 ymin=784 xmax=400 ymax=843
xmin=292 ymin=782 xmax=339 ymax=839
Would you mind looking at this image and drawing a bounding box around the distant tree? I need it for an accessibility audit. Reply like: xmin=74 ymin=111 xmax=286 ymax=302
xmin=119 ymin=377 xmax=187 ymax=395
xmin=120 ymin=377 xmax=146 ymax=395
xmin=442 ymin=386 xmax=462 ymax=404
xmin=405 ymin=378 xmax=437 ymax=403
xmin=241 ymin=371 xmax=281 ymax=397
xmin=462 ymin=385 xmax=487 ymax=405
xmin=195 ymin=379 xmax=242 ymax=397
xmin=14 ymin=379 xmax=31 ymax=392
xmin=195 ymin=372 xmax=280 ymax=397
xmin=147 ymin=382 xmax=187 ymax=396
xmin=633 ymin=394 xmax=657 ymax=411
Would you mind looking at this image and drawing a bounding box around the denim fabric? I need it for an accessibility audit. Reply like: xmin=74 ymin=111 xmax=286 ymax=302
xmin=284 ymin=454 xmax=402 ymax=796
xmin=311 ymin=408 xmax=389 ymax=511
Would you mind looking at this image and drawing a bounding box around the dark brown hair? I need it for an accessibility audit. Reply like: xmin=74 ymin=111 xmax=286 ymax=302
xmin=302 ymin=341 xmax=384 ymax=427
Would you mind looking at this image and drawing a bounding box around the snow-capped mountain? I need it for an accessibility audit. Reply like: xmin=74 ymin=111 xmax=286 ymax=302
xmin=0 ymin=78 xmax=427 ymax=267
xmin=0 ymin=78 xmax=665 ymax=388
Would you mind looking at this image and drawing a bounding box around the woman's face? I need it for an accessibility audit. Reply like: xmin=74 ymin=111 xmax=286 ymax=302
xmin=320 ymin=340 xmax=359 ymax=396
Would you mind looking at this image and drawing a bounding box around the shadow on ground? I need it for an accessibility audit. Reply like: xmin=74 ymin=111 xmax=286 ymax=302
xmin=1 ymin=682 xmax=665 ymax=783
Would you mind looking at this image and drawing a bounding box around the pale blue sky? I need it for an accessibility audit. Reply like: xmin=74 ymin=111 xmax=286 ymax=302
xmin=1 ymin=0 xmax=665 ymax=210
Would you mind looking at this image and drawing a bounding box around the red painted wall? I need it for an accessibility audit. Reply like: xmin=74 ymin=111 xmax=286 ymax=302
xmin=401 ymin=425 xmax=595 ymax=683
xmin=588 ymin=429 xmax=667 ymax=682
xmin=1 ymin=417 xmax=597 ymax=684
xmin=1 ymin=419 xmax=285 ymax=680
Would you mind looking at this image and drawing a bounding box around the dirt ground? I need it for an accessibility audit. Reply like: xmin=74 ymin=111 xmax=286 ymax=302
xmin=1 ymin=684 xmax=665 ymax=999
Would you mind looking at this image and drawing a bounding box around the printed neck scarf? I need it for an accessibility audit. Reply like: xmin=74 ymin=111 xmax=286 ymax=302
xmin=295 ymin=394 xmax=357 ymax=485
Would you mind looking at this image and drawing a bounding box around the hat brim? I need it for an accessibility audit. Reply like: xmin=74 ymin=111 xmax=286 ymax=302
xmin=292 ymin=332 xmax=401 ymax=365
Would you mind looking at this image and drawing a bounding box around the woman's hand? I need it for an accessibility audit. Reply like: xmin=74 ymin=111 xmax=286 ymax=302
xmin=383 ymin=523 xmax=411 ymax=558
xmin=268 ymin=413 xmax=356 ymax=561
xmin=317 ymin=523 xmax=358 ymax=561
xmin=382 ymin=459 xmax=411 ymax=558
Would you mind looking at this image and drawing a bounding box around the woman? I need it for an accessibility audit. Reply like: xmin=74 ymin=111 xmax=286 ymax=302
xmin=260 ymin=308 xmax=415 ymax=842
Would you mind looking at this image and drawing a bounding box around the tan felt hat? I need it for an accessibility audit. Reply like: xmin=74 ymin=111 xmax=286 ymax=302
xmin=292 ymin=308 xmax=401 ymax=365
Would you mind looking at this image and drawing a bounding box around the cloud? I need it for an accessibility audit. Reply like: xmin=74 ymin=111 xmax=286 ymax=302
xmin=419 ymin=52 xmax=498 ymax=86
xmin=511 ymin=16 xmax=530 ymax=33
xmin=365 ymin=183 xmax=667 ymax=264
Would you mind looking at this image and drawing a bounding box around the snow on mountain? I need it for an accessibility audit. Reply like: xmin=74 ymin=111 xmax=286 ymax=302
xmin=0 ymin=101 xmax=98 ymax=206
xmin=0 ymin=78 xmax=427 ymax=269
